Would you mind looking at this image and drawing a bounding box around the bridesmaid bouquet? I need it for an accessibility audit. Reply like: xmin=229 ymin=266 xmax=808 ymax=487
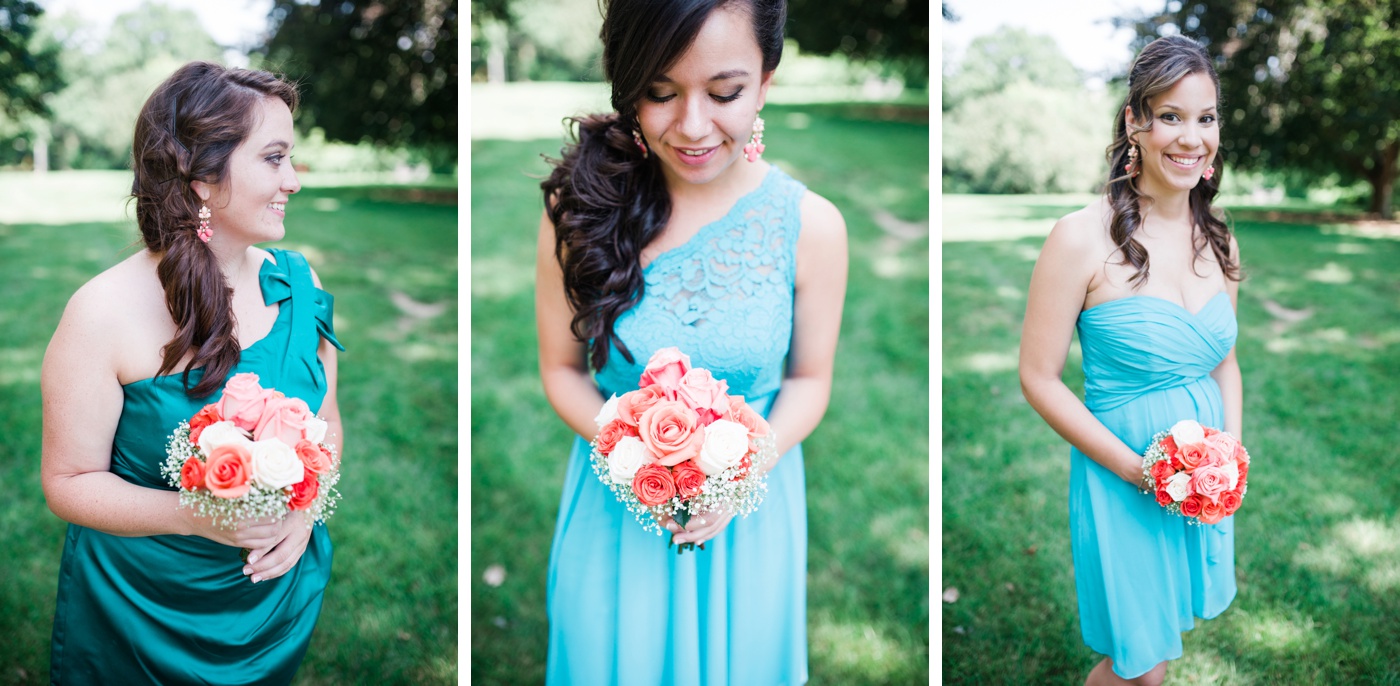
xmin=1140 ymin=419 xmax=1250 ymax=525
xmin=159 ymin=372 xmax=342 ymax=530
xmin=589 ymin=347 xmax=777 ymax=553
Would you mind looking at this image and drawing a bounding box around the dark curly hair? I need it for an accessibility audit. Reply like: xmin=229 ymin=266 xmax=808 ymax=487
xmin=540 ymin=0 xmax=787 ymax=371
xmin=130 ymin=61 xmax=299 ymax=397
xmin=1105 ymin=35 xmax=1241 ymax=286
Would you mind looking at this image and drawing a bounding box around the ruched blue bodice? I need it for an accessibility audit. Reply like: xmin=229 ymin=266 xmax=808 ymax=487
xmin=1068 ymin=291 xmax=1238 ymax=679
xmin=51 ymin=248 xmax=343 ymax=685
xmin=547 ymin=165 xmax=810 ymax=686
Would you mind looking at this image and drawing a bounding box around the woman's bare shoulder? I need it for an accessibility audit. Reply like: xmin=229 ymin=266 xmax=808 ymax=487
xmin=1045 ymin=197 xmax=1114 ymax=255
xmin=57 ymin=251 xmax=168 ymax=356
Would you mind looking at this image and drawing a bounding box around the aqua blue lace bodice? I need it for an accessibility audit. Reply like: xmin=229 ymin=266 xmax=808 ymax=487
xmin=594 ymin=166 xmax=806 ymax=405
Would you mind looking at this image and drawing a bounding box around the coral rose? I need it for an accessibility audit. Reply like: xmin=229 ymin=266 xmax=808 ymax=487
xmin=727 ymin=395 xmax=770 ymax=440
xmin=288 ymin=466 xmax=319 ymax=511
xmin=1179 ymin=494 xmax=1204 ymax=518
xmin=1160 ymin=435 xmax=1178 ymax=455
xmin=638 ymin=401 xmax=704 ymax=467
xmin=676 ymin=368 xmax=730 ymax=424
xmin=254 ymin=396 xmax=313 ymax=447
xmin=1198 ymin=499 xmax=1226 ymax=525
xmin=188 ymin=404 xmax=223 ymax=445
xmin=1155 ymin=488 xmax=1173 ymax=506
xmin=639 ymin=347 xmax=691 ymax=397
xmin=1170 ymin=455 xmax=1185 ymax=471
xmin=617 ymin=385 xmax=668 ymax=428
xmin=595 ymin=419 xmax=637 ymax=455
xmin=1178 ymin=442 xmax=1209 ymax=471
xmin=217 ymin=373 xmax=273 ymax=432
xmin=1189 ymin=465 xmax=1231 ymax=505
xmin=295 ymin=439 xmax=335 ymax=475
xmin=1150 ymin=460 xmax=1175 ymax=483
xmin=1219 ymin=489 xmax=1243 ymax=516
xmin=204 ymin=444 xmax=253 ymax=499
xmin=632 ymin=463 xmax=677 ymax=507
xmin=672 ymin=460 xmax=707 ymax=499
xmin=180 ymin=457 xmax=206 ymax=491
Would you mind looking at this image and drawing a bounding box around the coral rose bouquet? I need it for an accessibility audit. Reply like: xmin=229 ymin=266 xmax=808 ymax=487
xmin=159 ymin=373 xmax=342 ymax=538
xmin=1140 ymin=419 xmax=1250 ymax=525
xmin=589 ymin=347 xmax=777 ymax=553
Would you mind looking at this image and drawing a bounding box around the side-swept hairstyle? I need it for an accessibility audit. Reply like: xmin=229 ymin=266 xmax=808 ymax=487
xmin=1105 ymin=35 xmax=1240 ymax=286
xmin=540 ymin=0 xmax=787 ymax=371
xmin=131 ymin=61 xmax=299 ymax=397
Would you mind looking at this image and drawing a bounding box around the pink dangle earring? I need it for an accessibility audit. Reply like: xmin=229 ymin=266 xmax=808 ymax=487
xmin=197 ymin=203 xmax=213 ymax=243
xmin=632 ymin=129 xmax=648 ymax=158
xmin=1124 ymin=143 xmax=1139 ymax=177
xmin=743 ymin=114 xmax=766 ymax=163
xmin=1203 ymin=164 xmax=1215 ymax=181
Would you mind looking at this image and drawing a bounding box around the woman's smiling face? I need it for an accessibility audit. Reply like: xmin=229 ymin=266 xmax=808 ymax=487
xmin=635 ymin=4 xmax=772 ymax=188
xmin=198 ymin=96 xmax=301 ymax=245
xmin=1128 ymin=71 xmax=1220 ymax=195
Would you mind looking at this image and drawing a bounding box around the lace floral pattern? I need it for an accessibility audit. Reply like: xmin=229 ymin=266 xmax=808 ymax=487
xmin=596 ymin=166 xmax=806 ymax=401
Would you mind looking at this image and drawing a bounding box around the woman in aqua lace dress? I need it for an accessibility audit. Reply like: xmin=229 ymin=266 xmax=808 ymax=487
xmin=1020 ymin=37 xmax=1242 ymax=685
xmin=40 ymin=62 xmax=343 ymax=684
xmin=534 ymin=1 xmax=847 ymax=683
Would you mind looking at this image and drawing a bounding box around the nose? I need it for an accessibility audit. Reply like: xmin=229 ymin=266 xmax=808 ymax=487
xmin=676 ymin=95 xmax=712 ymax=142
xmin=283 ymin=163 xmax=301 ymax=195
xmin=1178 ymin=124 xmax=1203 ymax=148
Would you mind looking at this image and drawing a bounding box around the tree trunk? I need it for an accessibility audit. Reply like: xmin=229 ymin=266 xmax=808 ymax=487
xmin=1367 ymin=140 xmax=1398 ymax=218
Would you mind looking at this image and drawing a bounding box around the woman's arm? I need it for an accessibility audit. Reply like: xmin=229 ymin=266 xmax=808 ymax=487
xmin=1210 ymin=236 xmax=1243 ymax=440
xmin=762 ymin=191 xmax=848 ymax=460
xmin=1019 ymin=216 xmax=1144 ymax=486
xmin=40 ymin=282 xmax=286 ymax=552
xmin=535 ymin=209 xmax=607 ymax=437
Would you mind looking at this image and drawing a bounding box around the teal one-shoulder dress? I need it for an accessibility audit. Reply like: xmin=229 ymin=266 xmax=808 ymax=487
xmin=49 ymin=248 xmax=344 ymax=685
xmin=1070 ymin=292 xmax=1238 ymax=679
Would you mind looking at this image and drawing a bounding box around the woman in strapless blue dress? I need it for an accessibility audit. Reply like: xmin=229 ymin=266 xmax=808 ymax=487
xmin=534 ymin=1 xmax=847 ymax=684
xmin=40 ymin=62 xmax=342 ymax=684
xmin=1020 ymin=37 xmax=1243 ymax=685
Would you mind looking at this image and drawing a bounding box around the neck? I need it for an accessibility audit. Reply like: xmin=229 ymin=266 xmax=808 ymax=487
xmin=1136 ymin=180 xmax=1194 ymax=226
xmin=663 ymin=159 xmax=768 ymax=207
xmin=208 ymin=240 xmax=257 ymax=285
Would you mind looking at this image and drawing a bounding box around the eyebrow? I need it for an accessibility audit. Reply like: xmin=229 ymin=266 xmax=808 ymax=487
xmin=654 ymin=69 xmax=751 ymax=83
xmin=1156 ymin=102 xmax=1217 ymax=112
xmin=261 ymin=140 xmax=294 ymax=151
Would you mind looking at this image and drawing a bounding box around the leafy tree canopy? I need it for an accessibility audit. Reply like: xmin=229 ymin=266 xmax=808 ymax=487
xmin=0 ymin=0 xmax=63 ymax=119
xmin=1133 ymin=1 xmax=1400 ymax=215
xmin=943 ymin=26 xmax=1080 ymax=112
xmin=261 ymin=0 xmax=457 ymax=151
xmin=786 ymin=0 xmax=928 ymax=69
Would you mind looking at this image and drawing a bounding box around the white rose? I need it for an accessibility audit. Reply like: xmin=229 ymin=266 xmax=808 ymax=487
xmin=1170 ymin=419 xmax=1206 ymax=447
xmin=1165 ymin=471 xmax=1192 ymax=502
xmin=1220 ymin=460 xmax=1239 ymax=491
xmin=249 ymin=439 xmax=306 ymax=490
xmin=696 ymin=420 xmax=749 ymax=476
xmin=198 ymin=421 xmax=253 ymax=455
xmin=595 ymin=394 xmax=621 ymax=429
xmin=608 ymin=436 xmax=651 ymax=485
xmin=303 ymin=415 xmax=328 ymax=444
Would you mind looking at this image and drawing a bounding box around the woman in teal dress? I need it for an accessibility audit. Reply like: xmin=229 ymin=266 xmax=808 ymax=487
xmin=1020 ymin=37 xmax=1242 ymax=685
xmin=40 ymin=62 xmax=343 ymax=684
xmin=535 ymin=1 xmax=847 ymax=683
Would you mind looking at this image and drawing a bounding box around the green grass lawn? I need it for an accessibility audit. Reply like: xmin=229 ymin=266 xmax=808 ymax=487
xmin=0 ymin=173 xmax=458 ymax=685
xmin=942 ymin=194 xmax=1400 ymax=684
xmin=471 ymin=103 xmax=930 ymax=684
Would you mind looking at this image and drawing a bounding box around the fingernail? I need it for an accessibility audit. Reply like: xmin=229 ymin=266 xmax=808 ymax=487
xmin=248 ymin=554 xmax=260 ymax=565
xmin=251 ymin=575 xmax=262 ymax=584
xmin=243 ymin=566 xmax=252 ymax=576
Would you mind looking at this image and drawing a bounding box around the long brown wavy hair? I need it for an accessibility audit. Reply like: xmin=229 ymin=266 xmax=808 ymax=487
xmin=1105 ymin=35 xmax=1241 ymax=287
xmin=130 ymin=61 xmax=299 ymax=397
xmin=540 ymin=0 xmax=787 ymax=371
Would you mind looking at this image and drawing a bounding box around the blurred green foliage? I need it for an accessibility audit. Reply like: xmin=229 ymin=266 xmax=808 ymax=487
xmin=0 ymin=0 xmax=62 ymax=120
xmin=1134 ymin=1 xmax=1400 ymax=216
xmin=468 ymin=0 xmax=927 ymax=87
xmin=943 ymin=27 xmax=1111 ymax=194
xmin=260 ymin=0 xmax=457 ymax=156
